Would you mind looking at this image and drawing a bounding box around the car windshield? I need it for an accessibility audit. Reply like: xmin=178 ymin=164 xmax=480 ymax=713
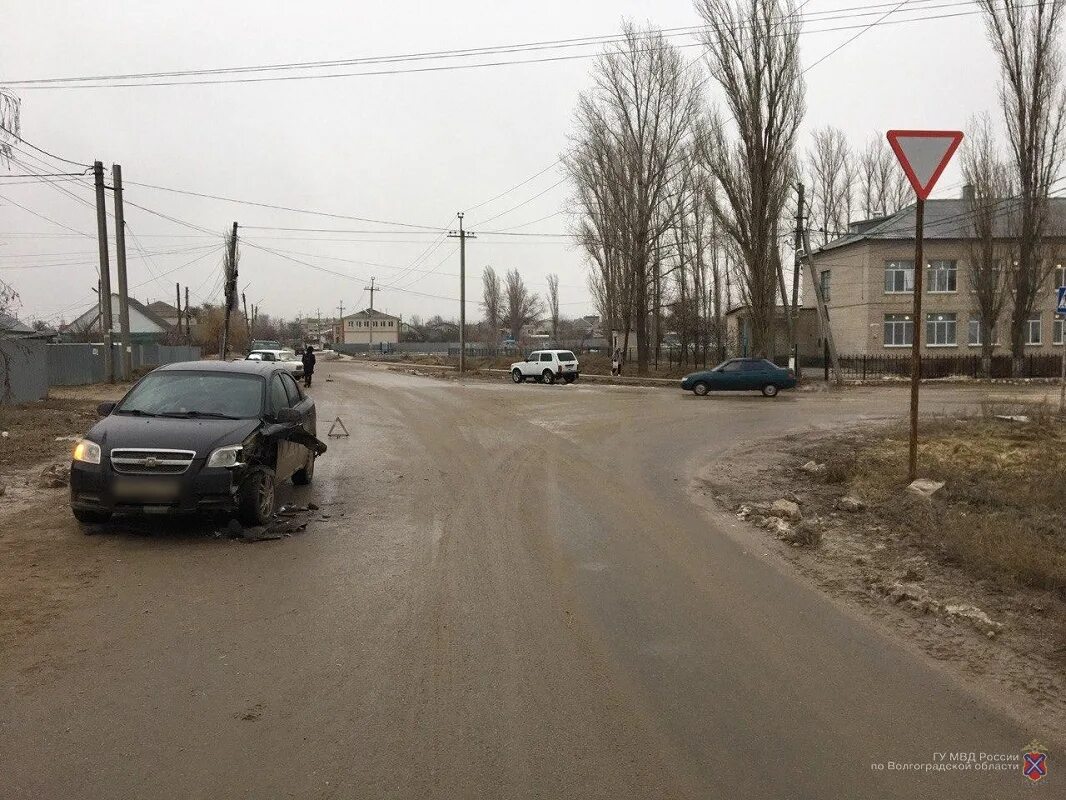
xmin=116 ymin=371 xmax=264 ymax=419
xmin=557 ymin=352 xmax=576 ymax=362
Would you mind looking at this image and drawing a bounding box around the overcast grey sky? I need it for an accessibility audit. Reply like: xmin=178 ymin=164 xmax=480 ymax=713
xmin=2 ymin=0 xmax=1001 ymax=325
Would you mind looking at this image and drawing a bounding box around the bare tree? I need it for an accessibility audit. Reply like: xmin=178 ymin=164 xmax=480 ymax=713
xmin=481 ymin=266 xmax=503 ymax=345
xmin=546 ymin=273 xmax=560 ymax=341
xmin=503 ymin=268 xmax=543 ymax=342
xmin=978 ymin=0 xmax=1066 ymax=371
xmin=964 ymin=115 xmax=1015 ymax=375
xmin=807 ymin=126 xmax=854 ymax=245
xmin=857 ymin=134 xmax=910 ymax=219
xmin=565 ymin=22 xmax=701 ymax=373
xmin=0 ymin=90 xmax=20 ymax=167
xmin=697 ymin=0 xmax=805 ymax=358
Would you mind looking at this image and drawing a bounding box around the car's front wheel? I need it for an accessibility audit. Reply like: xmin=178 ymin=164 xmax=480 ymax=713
xmin=761 ymin=383 xmax=780 ymax=398
xmin=692 ymin=381 xmax=710 ymax=396
xmin=72 ymin=507 xmax=112 ymax=526
xmin=238 ymin=467 xmax=276 ymax=525
xmin=542 ymin=370 xmax=556 ymax=385
xmin=511 ymin=368 xmax=525 ymax=383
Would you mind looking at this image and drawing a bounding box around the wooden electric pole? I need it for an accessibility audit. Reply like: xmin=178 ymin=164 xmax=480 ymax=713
xmin=184 ymin=286 xmax=191 ymax=340
xmin=176 ymin=282 xmax=183 ymax=335
xmin=93 ymin=161 xmax=115 ymax=383
xmin=448 ymin=213 xmax=476 ymax=374
xmin=220 ymin=221 xmax=238 ymax=360
xmin=243 ymin=292 xmax=251 ymax=341
xmin=791 ymin=183 xmax=804 ymax=379
xmin=112 ymin=164 xmax=133 ymax=379
xmin=800 ymin=226 xmax=842 ymax=386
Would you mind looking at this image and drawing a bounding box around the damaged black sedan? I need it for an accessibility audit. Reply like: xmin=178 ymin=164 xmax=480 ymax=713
xmin=69 ymin=360 xmax=327 ymax=528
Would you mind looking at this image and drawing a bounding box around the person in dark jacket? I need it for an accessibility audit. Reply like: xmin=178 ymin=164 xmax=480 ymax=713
xmin=301 ymin=345 xmax=316 ymax=387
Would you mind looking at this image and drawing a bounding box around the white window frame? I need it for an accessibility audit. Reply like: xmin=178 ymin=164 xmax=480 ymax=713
xmin=1055 ymin=316 xmax=1065 ymax=345
xmin=967 ymin=317 xmax=999 ymax=347
xmin=820 ymin=269 xmax=831 ymax=302
xmin=926 ymin=312 xmax=958 ymax=347
xmin=883 ymin=314 xmax=914 ymax=348
xmin=926 ymin=260 xmax=958 ymax=293
xmin=1025 ymin=314 xmax=1042 ymax=346
xmin=884 ymin=260 xmax=914 ymax=294
xmin=1055 ymin=264 xmax=1065 ymax=289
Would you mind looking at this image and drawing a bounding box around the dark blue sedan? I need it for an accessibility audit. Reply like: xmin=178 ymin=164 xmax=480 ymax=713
xmin=680 ymin=358 xmax=797 ymax=397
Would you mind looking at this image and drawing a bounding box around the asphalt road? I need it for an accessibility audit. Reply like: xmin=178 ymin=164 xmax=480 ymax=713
xmin=0 ymin=364 xmax=1051 ymax=799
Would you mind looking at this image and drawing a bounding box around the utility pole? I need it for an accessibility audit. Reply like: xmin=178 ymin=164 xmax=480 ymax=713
xmin=220 ymin=221 xmax=238 ymax=360
xmin=364 ymin=277 xmax=380 ymax=352
xmin=111 ymin=165 xmax=133 ymax=379
xmin=184 ymin=286 xmax=191 ymax=340
xmin=337 ymin=300 xmax=344 ymax=344
xmin=791 ymin=183 xmax=804 ymax=379
xmin=176 ymin=282 xmax=183 ymax=335
xmin=800 ymin=226 xmax=842 ymax=387
xmin=448 ymin=213 xmax=476 ymax=374
xmin=93 ymin=161 xmax=115 ymax=382
xmin=243 ymin=292 xmax=251 ymax=341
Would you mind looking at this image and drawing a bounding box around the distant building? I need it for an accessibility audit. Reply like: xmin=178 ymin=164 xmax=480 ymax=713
xmin=337 ymin=308 xmax=400 ymax=345
xmin=805 ymin=191 xmax=1066 ymax=355
xmin=147 ymin=300 xmax=197 ymax=332
xmin=0 ymin=312 xmax=34 ymax=337
xmin=725 ymin=305 xmax=820 ymax=360
xmin=63 ymin=294 xmax=173 ymax=343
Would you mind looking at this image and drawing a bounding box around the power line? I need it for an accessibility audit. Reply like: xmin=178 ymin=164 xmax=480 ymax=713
xmin=0 ymin=121 xmax=92 ymax=168
xmin=3 ymin=5 xmax=1003 ymax=89
xmin=121 ymin=179 xmax=448 ymax=231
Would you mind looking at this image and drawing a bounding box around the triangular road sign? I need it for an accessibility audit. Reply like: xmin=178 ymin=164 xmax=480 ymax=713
xmin=326 ymin=416 xmax=349 ymax=438
xmin=887 ymin=130 xmax=964 ymax=200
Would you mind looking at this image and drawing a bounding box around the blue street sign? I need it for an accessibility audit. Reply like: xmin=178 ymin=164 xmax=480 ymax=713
xmin=1058 ymin=286 xmax=1066 ymax=315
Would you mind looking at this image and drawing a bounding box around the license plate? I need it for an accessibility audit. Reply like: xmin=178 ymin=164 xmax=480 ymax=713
xmin=113 ymin=477 xmax=179 ymax=502
xmin=564 ymin=364 xmax=575 ymax=371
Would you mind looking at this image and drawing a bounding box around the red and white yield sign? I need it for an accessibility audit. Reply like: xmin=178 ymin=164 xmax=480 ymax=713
xmin=886 ymin=130 xmax=964 ymax=200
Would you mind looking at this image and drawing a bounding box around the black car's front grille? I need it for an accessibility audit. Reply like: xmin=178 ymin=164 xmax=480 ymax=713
xmin=109 ymin=448 xmax=196 ymax=475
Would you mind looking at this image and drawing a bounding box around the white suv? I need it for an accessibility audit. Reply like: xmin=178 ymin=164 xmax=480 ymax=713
xmin=510 ymin=350 xmax=579 ymax=385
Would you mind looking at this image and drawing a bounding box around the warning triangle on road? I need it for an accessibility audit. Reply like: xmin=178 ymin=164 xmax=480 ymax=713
xmin=887 ymin=130 xmax=964 ymax=201
xmin=326 ymin=416 xmax=350 ymax=438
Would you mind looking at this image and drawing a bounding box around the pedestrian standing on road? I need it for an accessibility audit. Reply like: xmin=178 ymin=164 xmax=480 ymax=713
xmin=302 ymin=345 xmax=316 ymax=388
xmin=612 ymin=348 xmax=622 ymax=377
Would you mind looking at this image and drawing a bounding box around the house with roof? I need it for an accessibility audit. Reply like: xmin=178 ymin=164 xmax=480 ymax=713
xmin=336 ymin=308 xmax=400 ymax=345
xmin=805 ymin=189 xmax=1066 ymax=355
xmin=0 ymin=312 xmax=35 ymax=338
xmin=62 ymin=294 xmax=174 ymax=343
xmin=146 ymin=300 xmax=197 ymax=333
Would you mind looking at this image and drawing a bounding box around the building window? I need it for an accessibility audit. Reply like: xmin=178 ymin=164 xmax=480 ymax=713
xmin=927 ymin=260 xmax=957 ymax=292
xmin=1055 ymin=316 xmax=1065 ymax=345
xmin=1025 ymin=314 xmax=1042 ymax=345
xmin=820 ymin=270 xmax=831 ymax=302
xmin=884 ymin=314 xmax=913 ymax=347
xmin=926 ymin=313 xmax=957 ymax=346
xmin=884 ymin=260 xmax=914 ymax=293
xmin=968 ymin=317 xmax=998 ymax=347
xmin=1055 ymin=264 xmax=1065 ymax=288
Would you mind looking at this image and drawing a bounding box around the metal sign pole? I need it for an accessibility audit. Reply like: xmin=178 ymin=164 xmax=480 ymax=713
xmin=908 ymin=198 xmax=925 ymax=482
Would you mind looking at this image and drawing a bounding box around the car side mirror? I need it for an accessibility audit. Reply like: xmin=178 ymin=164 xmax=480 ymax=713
xmin=97 ymin=401 xmax=115 ymax=416
xmin=275 ymin=407 xmax=300 ymax=424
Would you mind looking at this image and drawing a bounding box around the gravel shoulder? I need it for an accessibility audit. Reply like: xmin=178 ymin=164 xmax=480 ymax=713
xmin=692 ymin=414 xmax=1066 ymax=743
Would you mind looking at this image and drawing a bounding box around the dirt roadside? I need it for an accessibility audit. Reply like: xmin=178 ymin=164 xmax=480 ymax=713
xmin=0 ymin=383 xmax=130 ymax=656
xmin=692 ymin=409 xmax=1066 ymax=739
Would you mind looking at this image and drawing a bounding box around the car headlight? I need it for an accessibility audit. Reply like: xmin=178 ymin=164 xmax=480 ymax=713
xmin=207 ymin=445 xmax=244 ymax=469
xmin=72 ymin=439 xmax=102 ymax=465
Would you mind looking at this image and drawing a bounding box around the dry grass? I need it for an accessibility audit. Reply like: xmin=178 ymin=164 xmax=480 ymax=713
xmin=809 ymin=405 xmax=1066 ymax=595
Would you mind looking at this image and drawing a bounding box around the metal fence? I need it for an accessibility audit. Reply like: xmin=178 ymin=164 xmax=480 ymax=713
xmin=2 ymin=341 xmax=202 ymax=403
xmin=47 ymin=343 xmax=202 ymax=386
xmin=798 ymin=353 xmax=1065 ymax=381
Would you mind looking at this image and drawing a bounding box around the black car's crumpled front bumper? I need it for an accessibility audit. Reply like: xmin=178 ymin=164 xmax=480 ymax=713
xmin=70 ymin=458 xmax=239 ymax=515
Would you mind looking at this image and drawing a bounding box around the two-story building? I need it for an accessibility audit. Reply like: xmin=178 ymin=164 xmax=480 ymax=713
xmin=336 ymin=308 xmax=400 ymax=345
xmin=806 ymin=191 xmax=1066 ymax=355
